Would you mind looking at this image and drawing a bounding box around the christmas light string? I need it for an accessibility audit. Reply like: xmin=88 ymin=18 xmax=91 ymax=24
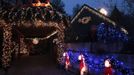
xmin=71 ymin=5 xmax=116 ymax=26
xmin=65 ymin=49 xmax=133 ymax=74
xmin=0 ymin=5 xmax=67 ymax=68
xmin=25 ymin=30 xmax=58 ymax=40
xmin=12 ymin=42 xmax=19 ymax=57
xmin=5 ymin=7 xmax=64 ymax=24
xmin=2 ymin=23 xmax=12 ymax=68
xmin=0 ymin=3 xmax=130 ymax=74
xmin=97 ymin=23 xmax=128 ymax=43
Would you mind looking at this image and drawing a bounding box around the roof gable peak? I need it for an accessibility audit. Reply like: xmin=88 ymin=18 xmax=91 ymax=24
xmin=71 ymin=4 xmax=116 ymax=26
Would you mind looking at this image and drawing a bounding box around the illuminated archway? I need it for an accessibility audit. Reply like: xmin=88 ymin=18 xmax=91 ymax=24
xmin=0 ymin=6 xmax=68 ymax=68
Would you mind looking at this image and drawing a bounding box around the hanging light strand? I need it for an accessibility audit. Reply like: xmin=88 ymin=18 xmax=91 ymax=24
xmin=25 ymin=30 xmax=58 ymax=40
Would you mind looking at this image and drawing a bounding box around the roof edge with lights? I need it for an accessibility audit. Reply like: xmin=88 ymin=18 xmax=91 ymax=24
xmin=71 ymin=4 xmax=116 ymax=26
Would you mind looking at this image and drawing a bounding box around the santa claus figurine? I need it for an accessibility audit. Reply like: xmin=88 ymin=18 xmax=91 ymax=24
xmin=78 ymin=53 xmax=87 ymax=75
xmin=63 ymin=51 xmax=70 ymax=71
xmin=104 ymin=59 xmax=113 ymax=75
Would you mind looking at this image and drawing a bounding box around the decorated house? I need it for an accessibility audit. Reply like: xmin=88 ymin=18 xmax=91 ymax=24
xmin=63 ymin=4 xmax=130 ymax=75
xmin=65 ymin=4 xmax=128 ymax=53
xmin=0 ymin=1 xmax=132 ymax=75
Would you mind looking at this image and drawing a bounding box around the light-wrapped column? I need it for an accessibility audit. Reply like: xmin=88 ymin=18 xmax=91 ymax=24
xmin=2 ymin=24 xmax=12 ymax=68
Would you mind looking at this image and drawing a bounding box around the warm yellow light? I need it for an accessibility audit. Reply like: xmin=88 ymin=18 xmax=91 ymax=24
xmin=32 ymin=0 xmax=51 ymax=7
xmin=99 ymin=8 xmax=108 ymax=16
xmin=32 ymin=38 xmax=39 ymax=44
xmin=37 ymin=1 xmax=41 ymax=6
xmin=45 ymin=2 xmax=51 ymax=7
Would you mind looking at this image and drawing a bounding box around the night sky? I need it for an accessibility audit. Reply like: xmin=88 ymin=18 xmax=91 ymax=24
xmin=62 ymin=0 xmax=128 ymax=15
xmin=6 ymin=0 xmax=129 ymax=15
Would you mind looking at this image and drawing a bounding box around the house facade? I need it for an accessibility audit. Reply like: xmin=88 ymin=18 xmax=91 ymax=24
xmin=65 ymin=4 xmax=128 ymax=53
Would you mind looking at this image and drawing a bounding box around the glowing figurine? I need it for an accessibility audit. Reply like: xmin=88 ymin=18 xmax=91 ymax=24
xmin=104 ymin=59 xmax=113 ymax=75
xmin=63 ymin=51 xmax=70 ymax=71
xmin=78 ymin=53 xmax=87 ymax=75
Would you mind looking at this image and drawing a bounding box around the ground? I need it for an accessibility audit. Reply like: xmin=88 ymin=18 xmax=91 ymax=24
xmin=0 ymin=54 xmax=73 ymax=75
xmin=0 ymin=53 xmax=134 ymax=75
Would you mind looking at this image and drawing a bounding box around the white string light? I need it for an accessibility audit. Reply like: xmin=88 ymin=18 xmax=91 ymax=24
xmin=25 ymin=30 xmax=58 ymax=40
xmin=1 ymin=13 xmax=66 ymax=68
xmin=2 ymin=22 xmax=12 ymax=68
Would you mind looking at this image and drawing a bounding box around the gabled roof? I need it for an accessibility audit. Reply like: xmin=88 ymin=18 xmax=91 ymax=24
xmin=71 ymin=4 xmax=116 ymax=26
xmin=65 ymin=4 xmax=128 ymax=43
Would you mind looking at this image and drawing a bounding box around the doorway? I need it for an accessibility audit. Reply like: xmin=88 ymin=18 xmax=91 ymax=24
xmin=12 ymin=26 xmax=58 ymax=63
xmin=28 ymin=37 xmax=57 ymax=61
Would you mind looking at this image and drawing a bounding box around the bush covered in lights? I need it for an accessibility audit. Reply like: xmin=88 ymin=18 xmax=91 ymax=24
xmin=65 ymin=49 xmax=133 ymax=75
xmin=97 ymin=23 xmax=128 ymax=43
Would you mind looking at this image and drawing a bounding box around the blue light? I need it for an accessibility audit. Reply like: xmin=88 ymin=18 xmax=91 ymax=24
xmin=97 ymin=23 xmax=128 ymax=42
xmin=120 ymin=62 xmax=123 ymax=65
xmin=62 ymin=48 xmax=132 ymax=74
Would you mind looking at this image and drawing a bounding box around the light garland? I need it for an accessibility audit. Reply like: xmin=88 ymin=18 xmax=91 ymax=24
xmin=46 ymin=22 xmax=65 ymax=64
xmin=32 ymin=0 xmax=52 ymax=8
xmin=2 ymin=23 xmax=12 ymax=68
xmin=71 ymin=5 xmax=116 ymax=26
xmin=25 ymin=30 xmax=58 ymax=40
xmin=0 ymin=5 xmax=67 ymax=69
xmin=0 ymin=21 xmax=65 ymax=68
xmin=23 ymin=22 xmax=65 ymax=63
xmin=19 ymin=38 xmax=28 ymax=54
xmin=12 ymin=42 xmax=19 ymax=57
xmin=78 ymin=16 xmax=91 ymax=24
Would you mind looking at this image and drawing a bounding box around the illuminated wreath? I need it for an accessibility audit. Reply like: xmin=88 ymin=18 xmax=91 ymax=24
xmin=78 ymin=16 xmax=91 ymax=24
